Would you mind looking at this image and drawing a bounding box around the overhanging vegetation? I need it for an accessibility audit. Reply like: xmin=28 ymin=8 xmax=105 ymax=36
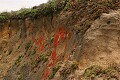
xmin=0 ymin=0 xmax=119 ymax=21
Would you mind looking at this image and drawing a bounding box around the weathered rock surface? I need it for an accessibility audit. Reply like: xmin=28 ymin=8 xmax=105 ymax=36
xmin=80 ymin=9 xmax=120 ymax=68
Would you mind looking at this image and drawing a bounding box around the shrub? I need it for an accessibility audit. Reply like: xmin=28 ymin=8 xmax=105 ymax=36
xmin=15 ymin=55 xmax=23 ymax=66
xmin=25 ymin=41 xmax=31 ymax=52
xmin=31 ymin=48 xmax=36 ymax=55
xmin=49 ymin=64 xmax=61 ymax=79
xmin=0 ymin=12 xmax=11 ymax=21
xmin=83 ymin=65 xmax=102 ymax=78
xmin=103 ymin=67 xmax=116 ymax=74
xmin=43 ymin=56 xmax=49 ymax=63
xmin=71 ymin=61 xmax=78 ymax=70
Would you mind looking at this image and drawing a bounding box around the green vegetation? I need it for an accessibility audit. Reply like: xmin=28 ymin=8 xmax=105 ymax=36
xmin=49 ymin=64 xmax=61 ymax=79
xmin=0 ymin=0 xmax=119 ymax=21
xmin=50 ymin=37 xmax=54 ymax=43
xmin=83 ymin=64 xmax=120 ymax=79
xmin=17 ymin=45 xmax=21 ymax=50
xmin=25 ymin=41 xmax=31 ymax=53
xmin=31 ymin=48 xmax=37 ymax=55
xmin=0 ymin=12 xmax=11 ymax=21
xmin=15 ymin=55 xmax=23 ymax=66
xmin=31 ymin=54 xmax=44 ymax=69
xmin=28 ymin=51 xmax=32 ymax=56
xmin=26 ymin=48 xmax=36 ymax=56
xmin=103 ymin=67 xmax=116 ymax=74
xmin=0 ymin=0 xmax=68 ymax=21
xmin=60 ymin=61 xmax=78 ymax=77
xmin=29 ymin=49 xmax=51 ymax=69
xmin=83 ymin=65 xmax=102 ymax=78
xmin=71 ymin=61 xmax=78 ymax=70
xmin=43 ymin=56 xmax=49 ymax=63
xmin=46 ymin=50 xmax=52 ymax=56
xmin=17 ymin=43 xmax=22 ymax=50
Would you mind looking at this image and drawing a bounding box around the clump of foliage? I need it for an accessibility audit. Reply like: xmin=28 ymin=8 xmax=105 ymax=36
xmin=60 ymin=61 xmax=78 ymax=77
xmin=31 ymin=50 xmax=52 ymax=69
xmin=83 ymin=64 xmax=120 ymax=79
xmin=49 ymin=64 xmax=61 ymax=79
xmin=26 ymin=47 xmax=37 ymax=56
xmin=60 ymin=67 xmax=71 ymax=77
xmin=25 ymin=41 xmax=31 ymax=53
xmin=17 ymin=43 xmax=22 ymax=50
xmin=0 ymin=12 xmax=11 ymax=21
xmin=83 ymin=65 xmax=102 ymax=78
xmin=15 ymin=55 xmax=24 ymax=66
xmin=31 ymin=48 xmax=37 ymax=55
xmin=103 ymin=66 xmax=116 ymax=74
xmin=43 ymin=56 xmax=49 ymax=63
xmin=71 ymin=61 xmax=78 ymax=70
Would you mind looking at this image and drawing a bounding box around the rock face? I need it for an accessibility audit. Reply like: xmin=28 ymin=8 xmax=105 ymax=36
xmin=80 ymin=9 xmax=120 ymax=68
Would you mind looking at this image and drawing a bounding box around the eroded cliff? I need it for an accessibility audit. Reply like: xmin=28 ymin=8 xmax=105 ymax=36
xmin=0 ymin=0 xmax=120 ymax=80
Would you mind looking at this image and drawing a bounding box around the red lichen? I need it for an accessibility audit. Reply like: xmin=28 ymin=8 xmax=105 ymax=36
xmin=59 ymin=27 xmax=65 ymax=40
xmin=32 ymin=37 xmax=35 ymax=43
xmin=41 ymin=27 xmax=74 ymax=79
xmin=36 ymin=37 xmax=43 ymax=46
xmin=51 ymin=49 xmax=56 ymax=61
xmin=47 ymin=61 xmax=54 ymax=67
xmin=35 ymin=54 xmax=39 ymax=61
xmin=42 ymin=68 xmax=50 ymax=80
xmin=64 ymin=53 xmax=70 ymax=61
xmin=53 ymin=31 xmax=60 ymax=48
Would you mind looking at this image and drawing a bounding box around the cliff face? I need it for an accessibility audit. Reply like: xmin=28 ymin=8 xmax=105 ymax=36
xmin=0 ymin=11 xmax=78 ymax=80
xmin=80 ymin=9 xmax=120 ymax=66
xmin=0 ymin=1 xmax=120 ymax=80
